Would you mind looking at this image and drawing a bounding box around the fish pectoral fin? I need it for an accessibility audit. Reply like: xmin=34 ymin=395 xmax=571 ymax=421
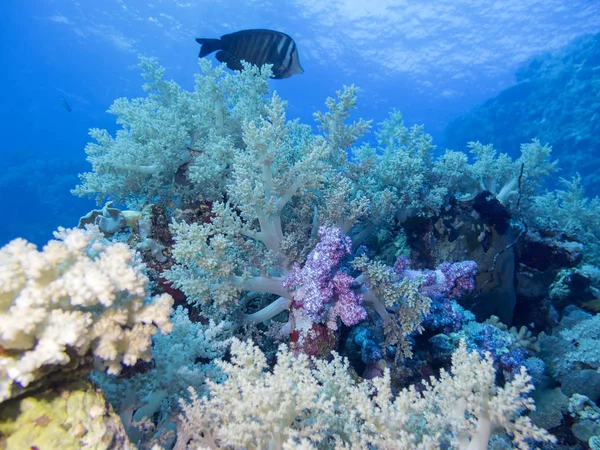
xmin=215 ymin=51 xmax=245 ymax=72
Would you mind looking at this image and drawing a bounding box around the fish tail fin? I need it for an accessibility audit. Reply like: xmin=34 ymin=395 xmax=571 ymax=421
xmin=196 ymin=38 xmax=222 ymax=58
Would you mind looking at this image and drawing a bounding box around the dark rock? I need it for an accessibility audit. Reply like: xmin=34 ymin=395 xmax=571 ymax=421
xmin=550 ymin=268 xmax=597 ymax=309
xmin=518 ymin=230 xmax=583 ymax=272
xmin=516 ymin=263 xmax=554 ymax=299
xmin=561 ymin=370 xmax=600 ymax=402
xmin=473 ymin=190 xmax=511 ymax=235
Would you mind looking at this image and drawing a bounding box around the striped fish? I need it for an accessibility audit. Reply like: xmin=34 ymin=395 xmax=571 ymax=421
xmin=196 ymin=29 xmax=304 ymax=79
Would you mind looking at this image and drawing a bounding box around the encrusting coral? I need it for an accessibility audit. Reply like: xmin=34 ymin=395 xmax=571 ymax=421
xmin=0 ymin=380 xmax=135 ymax=450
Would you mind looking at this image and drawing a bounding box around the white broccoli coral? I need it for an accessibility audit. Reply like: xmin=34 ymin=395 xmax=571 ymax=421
xmin=176 ymin=339 xmax=554 ymax=449
xmin=177 ymin=339 xmax=335 ymax=449
xmin=420 ymin=341 xmax=555 ymax=450
xmin=0 ymin=225 xmax=173 ymax=403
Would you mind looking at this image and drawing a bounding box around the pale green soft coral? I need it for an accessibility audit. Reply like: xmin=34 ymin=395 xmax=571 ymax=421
xmin=356 ymin=113 xmax=556 ymax=226
xmin=165 ymin=92 xmax=336 ymax=319
xmin=165 ymin=87 xmax=377 ymax=322
xmin=0 ymin=225 xmax=173 ymax=403
xmin=467 ymin=141 xmax=516 ymax=199
xmin=529 ymin=175 xmax=600 ymax=234
xmin=313 ymin=84 xmax=372 ymax=166
xmin=527 ymin=174 xmax=600 ymax=263
xmin=72 ymin=57 xmax=272 ymax=207
xmin=358 ymin=110 xmax=470 ymax=223
xmin=92 ymin=306 xmax=230 ymax=445
xmin=466 ymin=138 xmax=557 ymax=204
xmin=228 ymin=93 xmax=328 ymax=231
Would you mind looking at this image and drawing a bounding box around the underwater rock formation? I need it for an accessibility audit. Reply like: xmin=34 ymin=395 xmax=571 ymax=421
xmin=444 ymin=33 xmax=600 ymax=194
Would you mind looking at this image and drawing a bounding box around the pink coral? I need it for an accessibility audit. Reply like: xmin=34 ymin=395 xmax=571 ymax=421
xmin=283 ymin=226 xmax=366 ymax=329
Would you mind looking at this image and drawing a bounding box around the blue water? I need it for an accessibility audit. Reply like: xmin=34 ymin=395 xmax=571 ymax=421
xmin=1 ymin=0 xmax=599 ymax=246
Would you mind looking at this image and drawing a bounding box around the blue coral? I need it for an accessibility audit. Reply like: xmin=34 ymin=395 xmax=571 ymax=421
xmin=422 ymin=297 xmax=464 ymax=334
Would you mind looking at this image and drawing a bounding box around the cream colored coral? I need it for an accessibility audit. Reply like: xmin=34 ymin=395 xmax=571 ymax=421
xmin=177 ymin=339 xmax=334 ymax=449
xmin=485 ymin=315 xmax=540 ymax=353
xmin=177 ymin=339 xmax=554 ymax=450
xmin=0 ymin=226 xmax=173 ymax=403
xmin=421 ymin=341 xmax=553 ymax=449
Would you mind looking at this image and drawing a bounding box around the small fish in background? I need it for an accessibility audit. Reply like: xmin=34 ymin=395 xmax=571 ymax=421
xmin=196 ymin=29 xmax=304 ymax=79
xmin=60 ymin=95 xmax=71 ymax=112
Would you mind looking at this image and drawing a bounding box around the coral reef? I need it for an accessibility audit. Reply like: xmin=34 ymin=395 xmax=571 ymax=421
xmin=2 ymin=56 xmax=600 ymax=449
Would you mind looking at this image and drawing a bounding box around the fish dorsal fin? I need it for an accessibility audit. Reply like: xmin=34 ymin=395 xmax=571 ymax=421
xmin=196 ymin=38 xmax=222 ymax=58
xmin=215 ymin=50 xmax=245 ymax=72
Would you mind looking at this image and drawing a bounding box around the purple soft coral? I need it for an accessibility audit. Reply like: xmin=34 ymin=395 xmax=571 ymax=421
xmin=436 ymin=260 xmax=478 ymax=298
xmin=329 ymin=271 xmax=367 ymax=328
xmin=283 ymin=226 xmax=366 ymax=329
xmin=394 ymin=256 xmax=477 ymax=300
